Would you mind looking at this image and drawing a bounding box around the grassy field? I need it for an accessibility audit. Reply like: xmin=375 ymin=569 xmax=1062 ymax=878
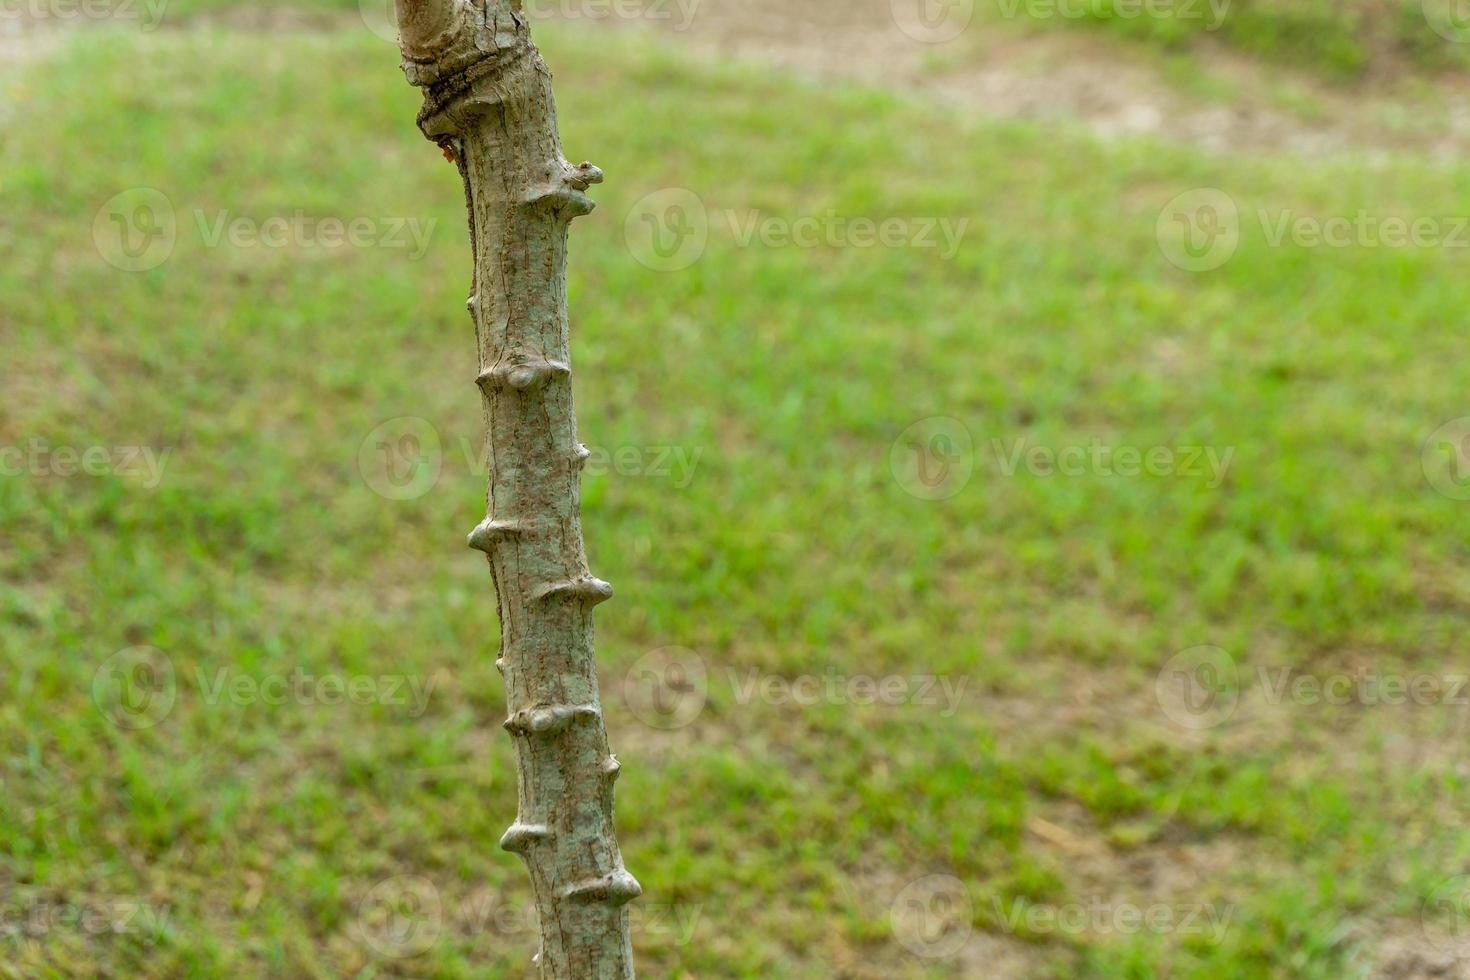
xmin=5 ymin=7 xmax=1470 ymax=979
xmin=983 ymin=0 xmax=1470 ymax=78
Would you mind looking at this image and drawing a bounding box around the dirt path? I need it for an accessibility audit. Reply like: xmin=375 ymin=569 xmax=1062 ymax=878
xmin=540 ymin=0 xmax=1470 ymax=158
xmin=11 ymin=1 xmax=1470 ymax=157
xmin=0 ymin=16 xmax=57 ymax=69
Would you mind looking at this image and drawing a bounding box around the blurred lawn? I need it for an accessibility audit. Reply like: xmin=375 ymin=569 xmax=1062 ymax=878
xmin=3 ymin=9 xmax=1470 ymax=980
xmin=987 ymin=0 xmax=1470 ymax=79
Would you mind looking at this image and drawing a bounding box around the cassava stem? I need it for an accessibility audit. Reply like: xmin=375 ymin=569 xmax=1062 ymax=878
xmin=394 ymin=2 xmax=640 ymax=974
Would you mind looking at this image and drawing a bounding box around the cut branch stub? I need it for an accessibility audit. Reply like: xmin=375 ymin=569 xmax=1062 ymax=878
xmin=395 ymin=3 xmax=640 ymax=977
xmin=475 ymin=350 xmax=572 ymax=392
xmin=466 ymin=517 xmax=522 ymax=554
xmin=394 ymin=0 xmax=458 ymax=60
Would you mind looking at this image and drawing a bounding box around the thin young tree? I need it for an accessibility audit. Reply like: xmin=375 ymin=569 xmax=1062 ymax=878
xmin=393 ymin=1 xmax=640 ymax=974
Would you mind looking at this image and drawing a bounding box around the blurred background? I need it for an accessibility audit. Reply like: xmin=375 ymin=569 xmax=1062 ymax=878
xmin=6 ymin=0 xmax=1470 ymax=976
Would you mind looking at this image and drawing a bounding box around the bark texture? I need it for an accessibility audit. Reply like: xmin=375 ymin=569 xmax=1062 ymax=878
xmin=395 ymin=3 xmax=640 ymax=975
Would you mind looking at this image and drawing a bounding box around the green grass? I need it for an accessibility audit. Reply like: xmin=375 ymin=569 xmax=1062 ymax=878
xmin=4 ymin=15 xmax=1470 ymax=979
xmin=983 ymin=0 xmax=1470 ymax=79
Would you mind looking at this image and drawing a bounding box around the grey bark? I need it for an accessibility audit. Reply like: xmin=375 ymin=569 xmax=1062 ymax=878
xmin=394 ymin=3 xmax=640 ymax=975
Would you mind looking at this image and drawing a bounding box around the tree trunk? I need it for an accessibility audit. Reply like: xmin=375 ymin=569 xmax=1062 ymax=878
xmin=393 ymin=3 xmax=640 ymax=975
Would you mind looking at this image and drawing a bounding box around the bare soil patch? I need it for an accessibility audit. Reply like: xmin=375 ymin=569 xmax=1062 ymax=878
xmin=535 ymin=0 xmax=1470 ymax=158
